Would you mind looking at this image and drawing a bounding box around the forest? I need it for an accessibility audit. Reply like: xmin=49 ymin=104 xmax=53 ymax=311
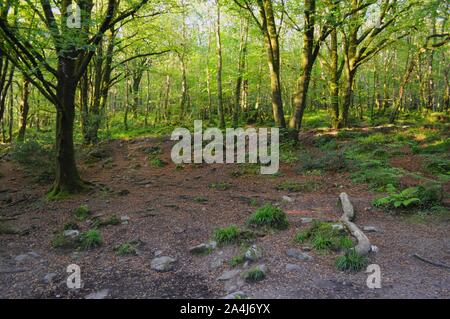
xmin=0 ymin=0 xmax=449 ymax=300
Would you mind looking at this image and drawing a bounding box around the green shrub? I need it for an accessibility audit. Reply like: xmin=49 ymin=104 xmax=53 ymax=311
xmin=213 ymin=225 xmax=241 ymax=245
xmin=295 ymin=221 xmax=353 ymax=251
xmin=74 ymin=205 xmax=91 ymax=221
xmin=351 ymin=167 xmax=404 ymax=191
xmin=373 ymin=183 xmax=443 ymax=209
xmin=413 ymin=139 xmax=450 ymax=154
xmin=209 ymin=182 xmax=231 ymax=190
xmin=425 ymin=156 xmax=450 ymax=175
xmin=298 ymin=150 xmax=349 ymax=173
xmin=335 ymin=250 xmax=369 ymax=272
xmin=241 ymin=267 xmax=266 ymax=282
xmin=230 ymin=254 xmax=245 ymax=267
xmin=276 ymin=180 xmax=321 ymax=192
xmin=92 ymin=215 xmax=120 ymax=228
xmin=247 ymin=204 xmax=289 ymax=230
xmin=149 ymin=156 xmax=168 ymax=167
xmin=78 ymin=230 xmax=102 ymax=250
xmin=115 ymin=242 xmax=137 ymax=256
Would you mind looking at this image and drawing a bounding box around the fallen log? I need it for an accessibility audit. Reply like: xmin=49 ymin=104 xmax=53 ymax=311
xmin=339 ymin=192 xmax=371 ymax=256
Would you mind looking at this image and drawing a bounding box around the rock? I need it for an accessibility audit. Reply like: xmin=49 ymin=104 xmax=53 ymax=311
xmin=371 ymin=245 xmax=379 ymax=253
xmin=217 ymin=269 xmax=241 ymax=281
xmin=286 ymin=248 xmax=313 ymax=261
xmin=43 ymin=273 xmax=57 ymax=284
xmin=14 ymin=254 xmax=29 ymax=263
xmin=87 ymin=148 xmax=110 ymax=160
xmin=363 ymin=226 xmax=378 ymax=232
xmin=301 ymin=217 xmax=314 ymax=224
xmin=286 ymin=263 xmax=302 ymax=271
xmin=0 ymin=191 xmax=12 ymax=203
xmin=151 ymin=256 xmax=176 ymax=272
xmin=223 ymin=291 xmax=247 ymax=299
xmin=282 ymin=195 xmax=293 ymax=203
xmin=302 ymin=246 xmax=313 ymax=251
xmin=210 ymin=258 xmax=224 ymax=269
xmin=63 ymin=230 xmax=80 ymax=238
xmin=121 ymin=215 xmax=130 ymax=224
xmin=224 ymin=277 xmax=245 ymax=293
xmin=244 ymin=244 xmax=263 ymax=261
xmin=189 ymin=241 xmax=217 ymax=254
xmin=154 ymin=250 xmax=163 ymax=257
xmin=332 ymin=224 xmax=344 ymax=231
xmin=84 ymin=289 xmax=110 ymax=299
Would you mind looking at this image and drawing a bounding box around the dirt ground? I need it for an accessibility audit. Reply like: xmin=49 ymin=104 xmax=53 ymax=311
xmin=0 ymin=136 xmax=449 ymax=299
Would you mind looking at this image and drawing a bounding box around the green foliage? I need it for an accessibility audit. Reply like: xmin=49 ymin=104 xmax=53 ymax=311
xmin=247 ymin=204 xmax=289 ymax=230
xmin=335 ymin=250 xmax=369 ymax=272
xmin=276 ymin=180 xmax=321 ymax=192
xmin=78 ymin=230 xmax=102 ymax=250
xmin=115 ymin=242 xmax=137 ymax=256
xmin=373 ymin=183 xmax=443 ymax=209
xmin=295 ymin=221 xmax=353 ymax=251
xmin=209 ymin=182 xmax=231 ymax=190
xmin=298 ymin=150 xmax=349 ymax=173
xmin=213 ymin=225 xmax=241 ymax=245
xmin=241 ymin=267 xmax=266 ymax=282
xmin=424 ymin=156 xmax=450 ymax=175
xmin=53 ymin=229 xmax=102 ymax=250
xmin=149 ymin=156 xmax=168 ymax=167
xmin=230 ymin=254 xmax=245 ymax=267
xmin=413 ymin=139 xmax=450 ymax=155
xmin=351 ymin=167 xmax=404 ymax=191
xmin=92 ymin=215 xmax=120 ymax=228
xmin=10 ymin=141 xmax=55 ymax=183
xmin=74 ymin=205 xmax=91 ymax=221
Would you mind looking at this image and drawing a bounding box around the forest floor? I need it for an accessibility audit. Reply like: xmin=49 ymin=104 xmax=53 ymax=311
xmin=0 ymin=125 xmax=449 ymax=299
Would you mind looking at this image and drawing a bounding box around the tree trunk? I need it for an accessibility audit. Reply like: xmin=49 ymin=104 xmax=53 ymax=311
xmin=18 ymin=76 xmax=30 ymax=142
xmin=329 ymin=29 xmax=340 ymax=129
xmin=49 ymin=59 xmax=86 ymax=197
xmin=216 ymin=0 xmax=225 ymax=128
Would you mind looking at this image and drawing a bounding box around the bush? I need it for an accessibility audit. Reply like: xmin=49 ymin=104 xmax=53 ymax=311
xmin=247 ymin=204 xmax=289 ymax=230
xmin=241 ymin=267 xmax=266 ymax=282
xmin=335 ymin=250 xmax=368 ymax=272
xmin=230 ymin=254 xmax=245 ymax=267
xmin=425 ymin=156 xmax=450 ymax=175
xmin=213 ymin=225 xmax=241 ymax=245
xmin=74 ymin=205 xmax=91 ymax=221
xmin=298 ymin=150 xmax=349 ymax=173
xmin=276 ymin=180 xmax=321 ymax=192
xmin=351 ymin=167 xmax=404 ymax=191
xmin=295 ymin=221 xmax=353 ymax=251
xmin=78 ymin=230 xmax=102 ymax=250
xmin=373 ymin=183 xmax=443 ymax=209
xmin=115 ymin=242 xmax=137 ymax=256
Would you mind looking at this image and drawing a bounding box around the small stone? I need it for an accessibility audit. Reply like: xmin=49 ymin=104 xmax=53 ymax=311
xmin=371 ymin=245 xmax=379 ymax=253
xmin=224 ymin=277 xmax=245 ymax=293
xmin=154 ymin=250 xmax=163 ymax=257
xmin=217 ymin=269 xmax=240 ymax=281
xmin=43 ymin=273 xmax=57 ymax=284
xmin=223 ymin=291 xmax=247 ymax=299
xmin=63 ymin=230 xmax=80 ymax=238
xmin=301 ymin=217 xmax=314 ymax=224
xmin=210 ymin=258 xmax=223 ymax=269
xmin=244 ymin=244 xmax=263 ymax=261
xmin=363 ymin=226 xmax=378 ymax=232
xmin=282 ymin=195 xmax=293 ymax=203
xmin=286 ymin=248 xmax=313 ymax=261
xmin=84 ymin=289 xmax=110 ymax=299
xmin=286 ymin=263 xmax=302 ymax=271
xmin=332 ymin=224 xmax=344 ymax=231
xmin=121 ymin=215 xmax=130 ymax=225
xmin=14 ymin=254 xmax=29 ymax=263
xmin=150 ymin=256 xmax=176 ymax=272
xmin=190 ymin=244 xmax=210 ymax=254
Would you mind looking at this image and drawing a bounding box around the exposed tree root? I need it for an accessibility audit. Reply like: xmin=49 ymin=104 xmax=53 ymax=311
xmin=413 ymin=254 xmax=450 ymax=270
xmin=339 ymin=192 xmax=371 ymax=256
